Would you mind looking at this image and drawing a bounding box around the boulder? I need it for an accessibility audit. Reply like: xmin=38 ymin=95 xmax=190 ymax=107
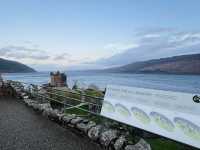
xmin=114 ymin=135 xmax=127 ymax=150
xmin=15 ymin=88 xmax=21 ymax=93
xmin=32 ymin=103 xmax=40 ymax=111
xmin=100 ymin=130 xmax=119 ymax=147
xmin=21 ymin=92 xmax=27 ymax=97
xmin=29 ymin=100 xmax=36 ymax=106
xmin=25 ymin=99 xmax=38 ymax=107
xmin=48 ymin=109 xmax=60 ymax=121
xmin=125 ymin=139 xmax=151 ymax=150
xmin=49 ymin=110 xmax=64 ymax=123
xmin=70 ymin=117 xmax=84 ymax=127
xmin=23 ymin=96 xmax=29 ymax=99
xmin=76 ymin=123 xmax=88 ymax=132
xmin=38 ymin=103 xmax=52 ymax=112
xmin=88 ymin=125 xmax=104 ymax=141
xmin=62 ymin=114 xmax=76 ymax=125
xmin=82 ymin=119 xmax=89 ymax=124
xmin=23 ymin=98 xmax=30 ymax=104
xmin=42 ymin=108 xmax=53 ymax=117
xmin=57 ymin=113 xmax=65 ymax=123
xmin=76 ymin=120 xmax=96 ymax=133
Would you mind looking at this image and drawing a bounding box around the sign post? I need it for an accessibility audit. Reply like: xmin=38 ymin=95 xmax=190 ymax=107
xmin=101 ymin=85 xmax=200 ymax=148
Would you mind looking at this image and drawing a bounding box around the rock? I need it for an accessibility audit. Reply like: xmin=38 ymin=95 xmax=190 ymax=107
xmin=38 ymin=103 xmax=52 ymax=112
xmin=32 ymin=103 xmax=40 ymax=111
xmin=15 ymin=88 xmax=21 ymax=93
xmin=82 ymin=119 xmax=89 ymax=124
xmin=88 ymin=125 xmax=104 ymax=141
xmin=125 ymin=145 xmax=137 ymax=150
xmin=125 ymin=139 xmax=151 ymax=150
xmin=25 ymin=99 xmax=38 ymax=107
xmin=21 ymin=92 xmax=27 ymax=97
xmin=62 ymin=114 xmax=76 ymax=125
xmin=76 ymin=123 xmax=87 ymax=132
xmin=23 ymin=98 xmax=30 ymax=104
xmin=23 ymin=96 xmax=29 ymax=99
xmin=100 ymin=130 xmax=119 ymax=147
xmin=48 ymin=109 xmax=60 ymax=121
xmin=42 ymin=108 xmax=53 ymax=117
xmin=51 ymin=111 xmax=64 ymax=124
xmin=29 ymin=100 xmax=36 ymax=106
xmin=70 ymin=117 xmax=84 ymax=126
xmin=76 ymin=121 xmax=96 ymax=133
xmin=85 ymin=121 xmax=96 ymax=131
xmin=114 ymin=136 xmax=127 ymax=150
xmin=57 ymin=113 xmax=65 ymax=123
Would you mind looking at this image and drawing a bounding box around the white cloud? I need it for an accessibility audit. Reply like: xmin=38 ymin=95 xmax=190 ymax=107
xmin=144 ymin=34 xmax=161 ymax=38
xmin=104 ymin=43 xmax=139 ymax=51
xmin=0 ymin=46 xmax=50 ymax=60
xmin=91 ymin=28 xmax=200 ymax=68
xmin=0 ymin=44 xmax=93 ymax=71
xmin=53 ymin=53 xmax=71 ymax=60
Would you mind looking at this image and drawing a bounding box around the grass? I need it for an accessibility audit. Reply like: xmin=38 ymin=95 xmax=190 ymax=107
xmin=64 ymin=90 xmax=81 ymax=100
xmin=84 ymin=89 xmax=104 ymax=98
xmin=51 ymin=89 xmax=81 ymax=102
xmin=147 ymin=138 xmax=186 ymax=150
xmin=64 ymin=104 xmax=90 ymax=116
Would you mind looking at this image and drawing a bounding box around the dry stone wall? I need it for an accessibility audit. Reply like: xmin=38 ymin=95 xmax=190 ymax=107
xmin=9 ymin=82 xmax=151 ymax=150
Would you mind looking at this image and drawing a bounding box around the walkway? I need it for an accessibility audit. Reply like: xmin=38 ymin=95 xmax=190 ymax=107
xmin=0 ymin=98 xmax=102 ymax=150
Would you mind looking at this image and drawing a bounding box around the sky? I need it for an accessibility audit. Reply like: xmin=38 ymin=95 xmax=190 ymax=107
xmin=0 ymin=0 xmax=200 ymax=71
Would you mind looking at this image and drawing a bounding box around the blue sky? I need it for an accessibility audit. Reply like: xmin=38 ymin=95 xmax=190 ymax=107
xmin=0 ymin=0 xmax=200 ymax=70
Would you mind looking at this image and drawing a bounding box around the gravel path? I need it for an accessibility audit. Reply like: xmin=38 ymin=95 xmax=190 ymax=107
xmin=0 ymin=98 xmax=102 ymax=150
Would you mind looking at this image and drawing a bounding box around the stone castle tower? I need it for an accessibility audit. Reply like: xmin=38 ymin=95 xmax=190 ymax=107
xmin=50 ymin=71 xmax=67 ymax=87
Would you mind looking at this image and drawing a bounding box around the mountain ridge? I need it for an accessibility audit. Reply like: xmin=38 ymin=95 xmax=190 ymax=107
xmin=0 ymin=58 xmax=36 ymax=73
xmin=104 ymin=53 xmax=200 ymax=75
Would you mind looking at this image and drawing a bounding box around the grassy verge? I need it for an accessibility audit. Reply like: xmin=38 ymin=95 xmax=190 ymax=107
xmin=84 ymin=89 xmax=104 ymax=98
xmin=64 ymin=104 xmax=89 ymax=116
xmin=147 ymin=138 xmax=185 ymax=150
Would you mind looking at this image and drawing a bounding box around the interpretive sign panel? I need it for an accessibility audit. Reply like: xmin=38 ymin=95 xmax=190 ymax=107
xmin=101 ymin=85 xmax=200 ymax=148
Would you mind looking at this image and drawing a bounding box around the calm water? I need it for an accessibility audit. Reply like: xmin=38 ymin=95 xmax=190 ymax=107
xmin=2 ymin=71 xmax=200 ymax=94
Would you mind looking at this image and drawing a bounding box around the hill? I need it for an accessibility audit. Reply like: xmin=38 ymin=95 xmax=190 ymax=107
xmin=106 ymin=54 xmax=200 ymax=75
xmin=0 ymin=58 xmax=36 ymax=73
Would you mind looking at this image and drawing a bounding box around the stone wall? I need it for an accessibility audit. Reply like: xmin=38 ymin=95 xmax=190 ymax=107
xmin=9 ymin=82 xmax=152 ymax=150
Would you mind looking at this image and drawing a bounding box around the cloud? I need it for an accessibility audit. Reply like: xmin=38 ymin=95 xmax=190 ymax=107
xmin=53 ymin=53 xmax=71 ymax=60
xmin=0 ymin=45 xmax=50 ymax=60
xmin=23 ymin=40 xmax=33 ymax=44
xmin=93 ymin=28 xmax=200 ymax=68
xmin=144 ymin=34 xmax=161 ymax=38
xmin=104 ymin=43 xmax=139 ymax=51
xmin=0 ymin=45 xmax=84 ymax=70
xmin=52 ymin=52 xmax=83 ymax=64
